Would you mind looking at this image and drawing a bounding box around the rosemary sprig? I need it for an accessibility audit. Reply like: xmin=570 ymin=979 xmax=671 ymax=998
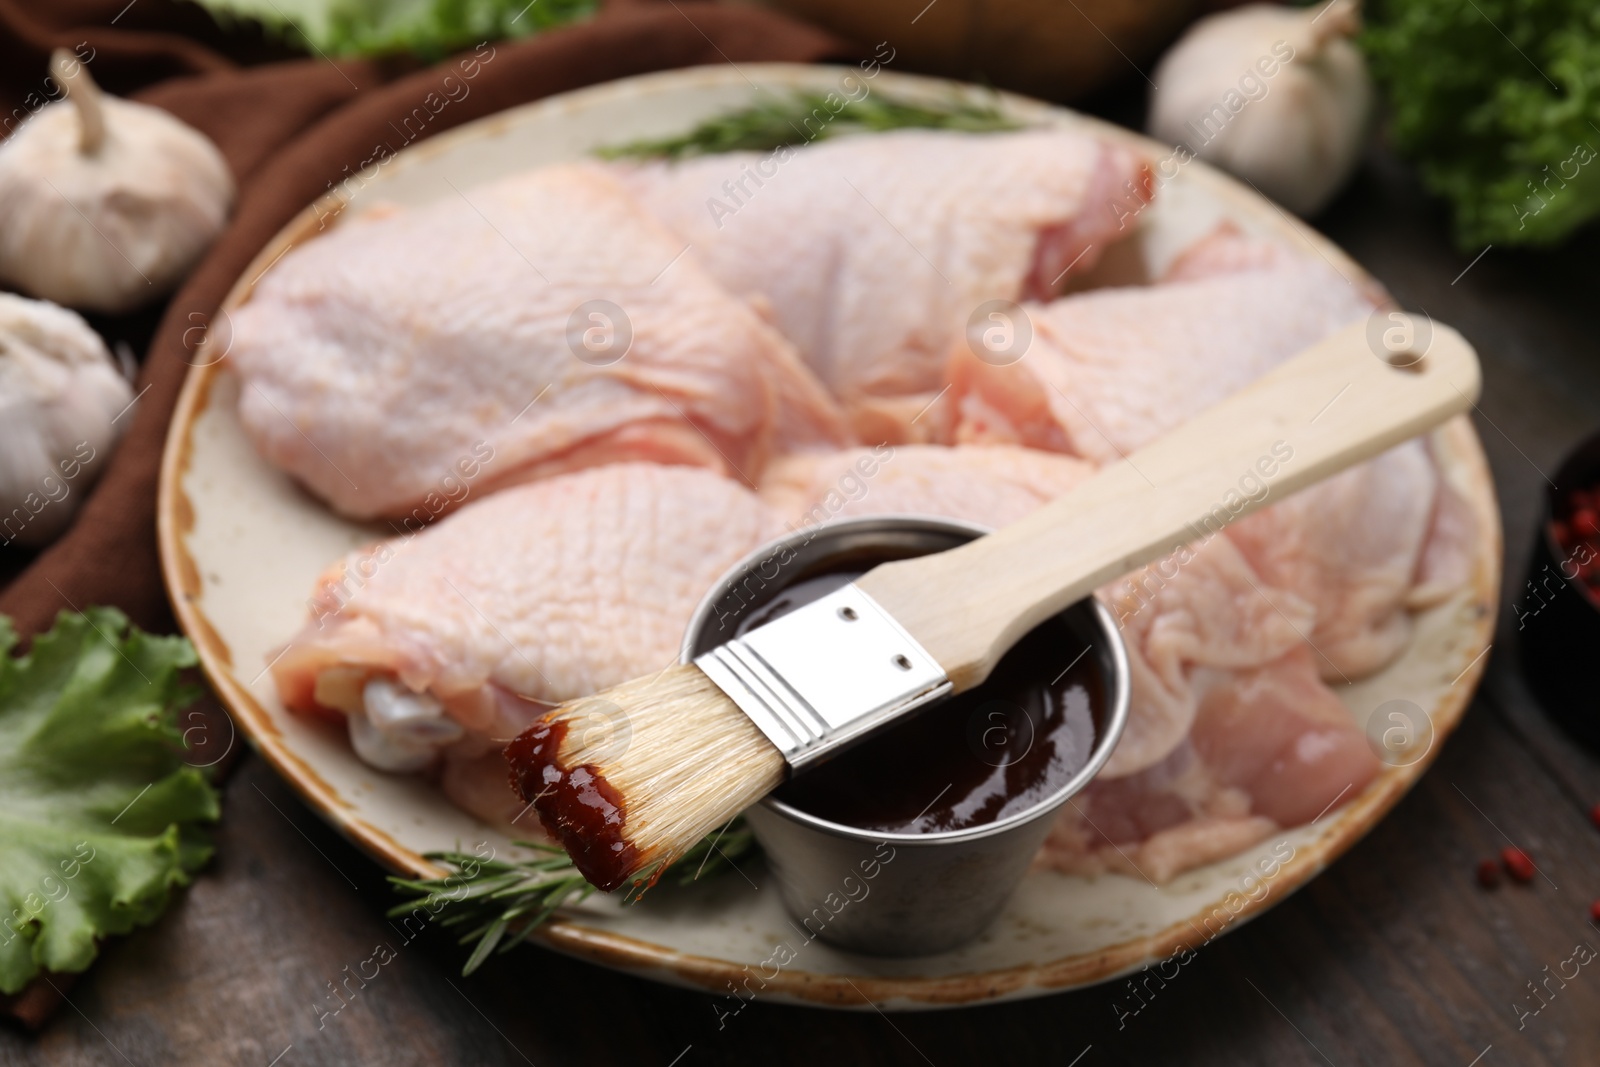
xmin=388 ymin=818 xmax=758 ymax=975
xmin=596 ymin=91 xmax=1023 ymax=161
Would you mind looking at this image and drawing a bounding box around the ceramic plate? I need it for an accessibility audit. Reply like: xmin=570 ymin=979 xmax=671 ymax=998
xmin=157 ymin=64 xmax=1501 ymax=1009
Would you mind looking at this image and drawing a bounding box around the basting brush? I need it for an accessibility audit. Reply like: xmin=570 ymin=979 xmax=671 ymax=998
xmin=506 ymin=318 xmax=1481 ymax=891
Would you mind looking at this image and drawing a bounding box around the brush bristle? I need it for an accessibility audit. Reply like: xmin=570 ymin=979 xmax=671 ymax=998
xmin=507 ymin=663 xmax=785 ymax=890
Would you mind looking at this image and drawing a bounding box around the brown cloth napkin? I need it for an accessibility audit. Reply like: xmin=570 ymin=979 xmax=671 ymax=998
xmin=0 ymin=0 xmax=850 ymax=1028
xmin=0 ymin=0 xmax=851 ymax=640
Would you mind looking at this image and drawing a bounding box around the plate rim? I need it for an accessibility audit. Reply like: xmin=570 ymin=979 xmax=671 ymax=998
xmin=156 ymin=62 xmax=1503 ymax=1009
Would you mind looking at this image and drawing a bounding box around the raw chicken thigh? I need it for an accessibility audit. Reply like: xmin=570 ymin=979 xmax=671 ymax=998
xmin=230 ymin=163 xmax=849 ymax=520
xmin=618 ymin=128 xmax=1151 ymax=440
xmin=270 ymin=463 xmax=785 ymax=820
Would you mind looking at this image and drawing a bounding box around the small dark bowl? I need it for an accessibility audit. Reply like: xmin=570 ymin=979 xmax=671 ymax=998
xmin=1517 ymin=429 xmax=1600 ymax=748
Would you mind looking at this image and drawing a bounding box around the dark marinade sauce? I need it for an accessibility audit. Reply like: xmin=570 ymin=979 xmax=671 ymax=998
xmin=505 ymin=719 xmax=639 ymax=892
xmin=748 ymin=568 xmax=1103 ymax=835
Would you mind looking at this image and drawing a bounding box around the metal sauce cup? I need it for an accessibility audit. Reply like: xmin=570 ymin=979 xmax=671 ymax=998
xmin=681 ymin=516 xmax=1130 ymax=956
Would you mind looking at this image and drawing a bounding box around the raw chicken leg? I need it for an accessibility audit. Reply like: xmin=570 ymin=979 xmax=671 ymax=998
xmin=231 ymin=163 xmax=849 ymax=520
xmin=618 ymin=128 xmax=1151 ymax=440
xmin=950 ymin=231 xmax=1458 ymax=684
xmin=270 ymin=463 xmax=786 ymax=819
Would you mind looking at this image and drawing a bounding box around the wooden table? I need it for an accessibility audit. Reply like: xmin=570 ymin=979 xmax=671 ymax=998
xmin=5 ymin=127 xmax=1600 ymax=1067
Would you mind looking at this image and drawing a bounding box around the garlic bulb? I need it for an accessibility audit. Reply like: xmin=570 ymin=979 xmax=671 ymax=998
xmin=1147 ymin=0 xmax=1373 ymax=216
xmin=0 ymin=50 xmax=234 ymax=314
xmin=0 ymin=293 xmax=133 ymax=548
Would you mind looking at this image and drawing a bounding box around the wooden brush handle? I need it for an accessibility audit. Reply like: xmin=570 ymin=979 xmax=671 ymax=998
xmin=854 ymin=318 xmax=1482 ymax=691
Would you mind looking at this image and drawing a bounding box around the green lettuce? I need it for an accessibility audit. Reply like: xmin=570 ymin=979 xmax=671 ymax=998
xmin=0 ymin=609 xmax=219 ymax=995
xmin=197 ymin=0 xmax=597 ymax=59
xmin=1364 ymin=0 xmax=1600 ymax=248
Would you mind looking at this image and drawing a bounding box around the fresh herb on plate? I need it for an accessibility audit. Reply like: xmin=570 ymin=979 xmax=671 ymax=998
xmin=389 ymin=818 xmax=757 ymax=975
xmin=0 ymin=609 xmax=219 ymax=995
xmin=1363 ymin=0 xmax=1600 ymax=248
xmin=198 ymin=0 xmax=597 ymax=59
xmin=596 ymin=91 xmax=1023 ymax=161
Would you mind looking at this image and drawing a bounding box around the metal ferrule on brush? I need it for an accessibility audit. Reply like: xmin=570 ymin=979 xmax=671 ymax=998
xmin=693 ymin=583 xmax=951 ymax=771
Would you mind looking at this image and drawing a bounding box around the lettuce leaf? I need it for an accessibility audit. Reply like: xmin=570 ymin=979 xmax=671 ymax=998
xmin=1365 ymin=0 xmax=1600 ymax=248
xmin=0 ymin=609 xmax=219 ymax=995
xmin=197 ymin=0 xmax=597 ymax=59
